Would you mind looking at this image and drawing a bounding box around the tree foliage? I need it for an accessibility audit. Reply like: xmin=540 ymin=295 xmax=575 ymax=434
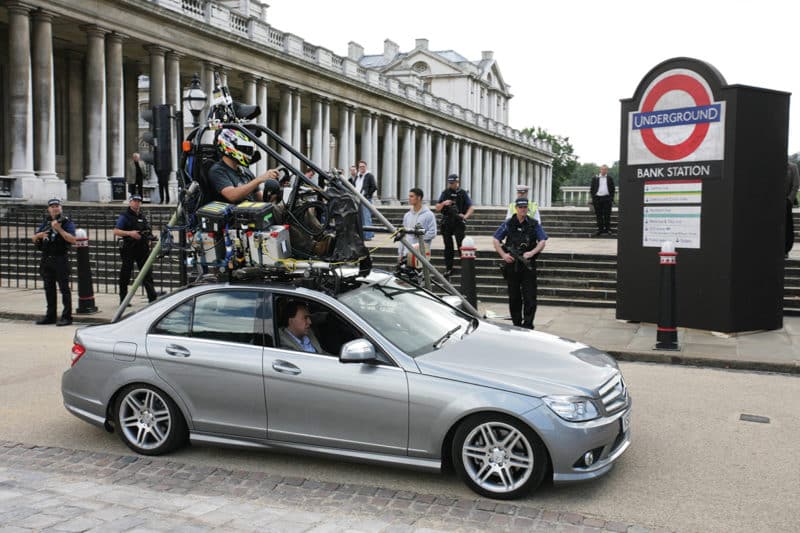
xmin=523 ymin=127 xmax=578 ymax=202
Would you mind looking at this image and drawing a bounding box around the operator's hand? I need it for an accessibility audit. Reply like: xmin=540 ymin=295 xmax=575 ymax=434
xmin=458 ymin=213 xmax=467 ymax=220
xmin=523 ymin=250 xmax=536 ymax=260
xmin=260 ymin=168 xmax=279 ymax=181
xmin=31 ymin=232 xmax=44 ymax=243
xmin=502 ymin=253 xmax=514 ymax=264
xmin=442 ymin=199 xmax=453 ymax=206
xmin=129 ymin=230 xmax=142 ymax=240
xmin=50 ymin=219 xmax=61 ymax=232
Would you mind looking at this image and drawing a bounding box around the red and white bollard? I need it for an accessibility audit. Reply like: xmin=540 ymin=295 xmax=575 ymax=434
xmin=655 ymin=241 xmax=678 ymax=350
xmin=460 ymin=236 xmax=477 ymax=309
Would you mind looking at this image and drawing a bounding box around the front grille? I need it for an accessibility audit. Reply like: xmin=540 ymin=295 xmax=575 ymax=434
xmin=598 ymin=374 xmax=628 ymax=414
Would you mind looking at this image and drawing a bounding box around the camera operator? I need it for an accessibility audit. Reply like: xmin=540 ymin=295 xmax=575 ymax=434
xmin=208 ymin=128 xmax=279 ymax=203
xmin=493 ymin=197 xmax=548 ymax=329
xmin=113 ymin=194 xmax=159 ymax=304
xmin=435 ymin=174 xmax=474 ymax=279
xmin=31 ymin=198 xmax=76 ymax=326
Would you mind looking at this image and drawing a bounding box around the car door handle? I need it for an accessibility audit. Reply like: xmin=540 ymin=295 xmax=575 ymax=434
xmin=165 ymin=344 xmax=191 ymax=357
xmin=272 ymin=360 xmax=301 ymax=375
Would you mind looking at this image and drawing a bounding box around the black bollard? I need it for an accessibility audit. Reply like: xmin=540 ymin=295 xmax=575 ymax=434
xmin=459 ymin=236 xmax=478 ymax=309
xmin=655 ymin=241 xmax=678 ymax=350
xmin=74 ymin=228 xmax=98 ymax=314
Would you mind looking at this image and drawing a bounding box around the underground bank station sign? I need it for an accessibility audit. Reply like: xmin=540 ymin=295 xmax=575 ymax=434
xmin=628 ymin=68 xmax=725 ymax=179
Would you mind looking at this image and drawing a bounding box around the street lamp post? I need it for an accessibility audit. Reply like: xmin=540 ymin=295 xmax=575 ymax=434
xmin=183 ymin=73 xmax=206 ymax=128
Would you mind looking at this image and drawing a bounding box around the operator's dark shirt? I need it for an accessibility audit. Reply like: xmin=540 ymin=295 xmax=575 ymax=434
xmin=36 ymin=216 xmax=76 ymax=256
xmin=493 ymin=217 xmax=548 ymax=243
xmin=208 ymin=160 xmax=257 ymax=203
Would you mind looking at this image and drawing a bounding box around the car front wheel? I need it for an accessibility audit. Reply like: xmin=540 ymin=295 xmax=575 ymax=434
xmin=114 ymin=384 xmax=187 ymax=455
xmin=452 ymin=413 xmax=548 ymax=499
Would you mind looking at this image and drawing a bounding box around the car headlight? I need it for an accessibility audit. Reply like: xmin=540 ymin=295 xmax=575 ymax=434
xmin=543 ymin=395 xmax=599 ymax=422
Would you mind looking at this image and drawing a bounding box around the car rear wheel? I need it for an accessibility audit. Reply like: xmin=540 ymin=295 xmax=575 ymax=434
xmin=114 ymin=384 xmax=187 ymax=455
xmin=452 ymin=413 xmax=548 ymax=500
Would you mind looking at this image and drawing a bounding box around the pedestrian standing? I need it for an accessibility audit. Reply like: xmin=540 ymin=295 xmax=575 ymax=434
xmin=493 ymin=198 xmax=548 ymax=329
xmin=31 ymin=199 xmax=76 ymax=326
xmin=129 ymin=152 xmax=146 ymax=197
xmin=398 ymin=188 xmax=437 ymax=264
xmin=349 ymin=160 xmax=377 ymax=241
xmin=435 ymin=174 xmax=474 ymax=279
xmin=506 ymin=184 xmax=541 ymax=223
xmin=590 ymin=164 xmax=615 ymax=236
xmin=113 ymin=194 xmax=160 ymax=304
xmin=785 ymin=158 xmax=799 ymax=258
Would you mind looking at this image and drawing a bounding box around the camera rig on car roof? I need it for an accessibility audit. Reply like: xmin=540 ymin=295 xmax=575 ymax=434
xmin=113 ymin=74 xmax=480 ymax=321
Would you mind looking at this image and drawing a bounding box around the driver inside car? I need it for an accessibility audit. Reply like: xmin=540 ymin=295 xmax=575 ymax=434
xmin=278 ymin=300 xmax=323 ymax=353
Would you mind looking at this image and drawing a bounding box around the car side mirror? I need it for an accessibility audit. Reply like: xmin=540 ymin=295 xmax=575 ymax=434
xmin=339 ymin=338 xmax=377 ymax=364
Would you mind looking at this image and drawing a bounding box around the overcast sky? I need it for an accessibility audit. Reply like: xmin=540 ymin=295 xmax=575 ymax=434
xmin=269 ymin=0 xmax=798 ymax=165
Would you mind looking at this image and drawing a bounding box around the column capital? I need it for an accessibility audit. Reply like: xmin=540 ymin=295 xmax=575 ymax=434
xmin=143 ymin=44 xmax=168 ymax=57
xmin=257 ymin=77 xmax=271 ymax=87
xmin=6 ymin=2 xmax=35 ymax=15
xmin=106 ymin=32 xmax=129 ymax=44
xmin=81 ymin=24 xmax=109 ymax=38
xmin=240 ymin=72 xmax=258 ymax=83
xmin=165 ymin=50 xmax=184 ymax=61
xmin=31 ymin=8 xmax=56 ymax=23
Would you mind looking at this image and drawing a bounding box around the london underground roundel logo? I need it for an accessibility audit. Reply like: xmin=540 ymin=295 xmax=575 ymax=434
xmin=631 ymin=69 xmax=722 ymax=162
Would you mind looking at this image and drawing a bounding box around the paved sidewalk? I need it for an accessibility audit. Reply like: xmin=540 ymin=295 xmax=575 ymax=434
xmin=1 ymin=280 xmax=798 ymax=374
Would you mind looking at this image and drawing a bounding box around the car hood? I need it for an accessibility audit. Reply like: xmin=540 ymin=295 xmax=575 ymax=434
xmin=415 ymin=321 xmax=619 ymax=398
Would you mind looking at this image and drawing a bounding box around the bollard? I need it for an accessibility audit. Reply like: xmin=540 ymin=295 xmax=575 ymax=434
xmin=460 ymin=236 xmax=477 ymax=309
xmin=655 ymin=240 xmax=678 ymax=350
xmin=74 ymin=228 xmax=98 ymax=314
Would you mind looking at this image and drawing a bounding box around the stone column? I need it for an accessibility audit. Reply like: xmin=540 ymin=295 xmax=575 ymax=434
xmin=472 ymin=144 xmax=483 ymax=205
xmin=409 ymin=126 xmax=416 ymax=192
xmin=539 ymin=165 xmax=547 ymax=207
xmin=292 ymin=89 xmax=301 ymax=168
xmin=81 ymin=25 xmax=111 ymax=202
xmin=483 ymin=148 xmax=492 ymax=206
xmin=106 ymin=32 xmax=126 ymax=184
xmin=460 ymin=140 xmax=471 ymax=197
xmin=501 ymin=153 xmax=510 ymax=204
xmin=448 ymin=137 xmax=460 ymax=176
xmin=399 ymin=122 xmax=413 ymax=198
xmin=165 ymin=51 xmax=182 ymax=195
xmin=433 ymin=132 xmax=445 ymax=199
xmin=7 ymin=2 xmax=38 ymax=198
xmin=67 ymin=51 xmax=85 ymax=199
xmin=371 ymin=113 xmax=379 ymax=179
xmin=32 ymin=9 xmax=64 ymax=199
xmin=279 ymin=86 xmax=293 ymax=164
xmin=361 ymin=111 xmax=372 ymax=170
xmin=348 ymin=106 xmax=357 ymax=169
xmin=321 ymin=98 xmax=331 ymax=171
xmin=381 ymin=117 xmax=392 ymax=201
xmin=254 ymin=78 xmax=268 ymax=175
xmin=145 ymin=45 xmax=166 ymax=106
xmin=389 ymin=118 xmax=398 ymax=203
xmin=240 ymin=73 xmax=256 ymax=105
xmin=338 ymin=103 xmax=349 ymax=170
xmin=416 ymin=128 xmax=430 ymax=202
xmin=202 ymin=61 xmax=215 ymax=112
xmin=123 ymin=60 xmax=140 ymax=189
xmin=492 ymin=151 xmax=503 ymax=205
xmin=546 ymin=166 xmax=552 ymax=207
xmin=511 ymin=157 xmax=519 ymax=203
xmin=310 ymin=96 xmax=323 ymax=171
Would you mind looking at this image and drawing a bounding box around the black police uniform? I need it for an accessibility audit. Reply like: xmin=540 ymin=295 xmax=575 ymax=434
xmin=35 ymin=213 xmax=75 ymax=324
xmin=437 ymin=187 xmax=472 ymax=273
xmin=494 ymin=215 xmax=548 ymax=329
xmin=115 ymin=207 xmax=158 ymax=303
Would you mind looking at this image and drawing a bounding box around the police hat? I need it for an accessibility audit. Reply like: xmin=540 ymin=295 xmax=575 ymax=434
xmin=129 ymin=194 xmax=143 ymax=202
xmin=515 ymin=197 xmax=529 ymax=208
xmin=515 ymin=184 xmax=530 ymax=192
xmin=447 ymin=174 xmax=460 ymax=183
xmin=47 ymin=198 xmax=61 ymax=206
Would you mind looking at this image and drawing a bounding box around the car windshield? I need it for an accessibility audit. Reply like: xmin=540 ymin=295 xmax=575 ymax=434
xmin=337 ymin=276 xmax=473 ymax=357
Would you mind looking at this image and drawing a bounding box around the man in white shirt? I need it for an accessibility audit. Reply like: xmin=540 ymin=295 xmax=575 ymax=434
xmin=398 ymin=187 xmax=437 ymax=263
xmin=590 ymin=164 xmax=616 ymax=236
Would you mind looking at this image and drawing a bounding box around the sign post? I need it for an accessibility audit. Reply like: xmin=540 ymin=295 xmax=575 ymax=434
xmin=617 ymin=57 xmax=789 ymax=332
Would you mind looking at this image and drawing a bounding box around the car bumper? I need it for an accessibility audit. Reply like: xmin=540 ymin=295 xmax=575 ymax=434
xmin=62 ymin=370 xmax=108 ymax=428
xmin=524 ymin=401 xmax=632 ymax=483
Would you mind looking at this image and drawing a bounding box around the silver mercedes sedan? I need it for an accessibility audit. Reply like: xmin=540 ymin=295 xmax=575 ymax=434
xmin=62 ymin=272 xmax=631 ymax=500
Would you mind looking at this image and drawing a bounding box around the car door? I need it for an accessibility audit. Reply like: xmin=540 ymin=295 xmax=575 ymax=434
xmin=147 ymin=289 xmax=268 ymax=438
xmin=263 ymin=293 xmax=409 ymax=455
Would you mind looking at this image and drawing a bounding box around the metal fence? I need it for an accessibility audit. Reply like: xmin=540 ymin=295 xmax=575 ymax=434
xmin=0 ymin=203 xmax=183 ymax=297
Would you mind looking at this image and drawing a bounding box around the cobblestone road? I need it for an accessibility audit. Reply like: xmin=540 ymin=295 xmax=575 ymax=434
xmin=0 ymin=441 xmax=671 ymax=532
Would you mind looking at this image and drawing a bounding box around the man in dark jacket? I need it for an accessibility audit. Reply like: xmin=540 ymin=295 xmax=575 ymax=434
xmin=349 ymin=160 xmax=378 ymax=240
xmin=31 ymin=198 xmax=77 ymax=326
xmin=435 ymin=173 xmax=475 ymax=279
xmin=113 ymin=195 xmax=159 ymax=304
xmin=590 ymin=164 xmax=616 ymax=236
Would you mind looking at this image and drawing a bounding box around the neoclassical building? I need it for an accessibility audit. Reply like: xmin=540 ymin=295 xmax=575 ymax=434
xmin=0 ymin=0 xmax=553 ymax=205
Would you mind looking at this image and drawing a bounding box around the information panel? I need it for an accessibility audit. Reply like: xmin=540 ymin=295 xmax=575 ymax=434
xmin=644 ymin=180 xmax=702 ymax=204
xmin=642 ymin=205 xmax=701 ymax=248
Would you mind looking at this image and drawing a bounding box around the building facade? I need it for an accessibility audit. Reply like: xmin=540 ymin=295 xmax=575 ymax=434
xmin=0 ymin=0 xmax=553 ymax=205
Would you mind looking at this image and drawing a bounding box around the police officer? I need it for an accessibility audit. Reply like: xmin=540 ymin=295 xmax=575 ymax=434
xmin=435 ymin=174 xmax=475 ymax=279
xmin=113 ymin=194 xmax=159 ymax=304
xmin=493 ymin=197 xmax=548 ymax=329
xmin=31 ymin=198 xmax=76 ymax=326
